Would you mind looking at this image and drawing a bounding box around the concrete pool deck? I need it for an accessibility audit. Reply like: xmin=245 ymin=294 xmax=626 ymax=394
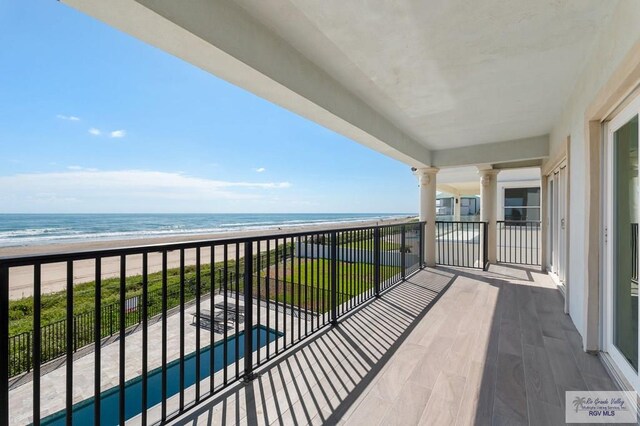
xmin=8 ymin=292 xmax=309 ymax=425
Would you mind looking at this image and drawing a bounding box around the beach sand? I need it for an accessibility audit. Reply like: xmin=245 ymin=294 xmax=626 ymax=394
xmin=1 ymin=217 xmax=415 ymax=299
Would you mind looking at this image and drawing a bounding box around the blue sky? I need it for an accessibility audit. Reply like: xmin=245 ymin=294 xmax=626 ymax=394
xmin=0 ymin=1 xmax=417 ymax=214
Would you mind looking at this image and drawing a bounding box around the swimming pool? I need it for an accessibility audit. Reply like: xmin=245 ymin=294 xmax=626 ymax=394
xmin=41 ymin=325 xmax=281 ymax=425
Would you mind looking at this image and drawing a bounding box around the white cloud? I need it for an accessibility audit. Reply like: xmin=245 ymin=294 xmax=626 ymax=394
xmin=88 ymin=128 xmax=101 ymax=136
xmin=255 ymin=167 xmax=266 ymax=173
xmin=56 ymin=114 xmax=80 ymax=121
xmin=109 ymin=130 xmax=126 ymax=138
xmin=67 ymin=165 xmax=99 ymax=172
xmin=0 ymin=170 xmax=292 ymax=212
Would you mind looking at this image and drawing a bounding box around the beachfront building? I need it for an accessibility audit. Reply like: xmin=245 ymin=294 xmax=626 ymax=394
xmin=435 ymin=194 xmax=480 ymax=221
xmin=2 ymin=1 xmax=640 ymax=425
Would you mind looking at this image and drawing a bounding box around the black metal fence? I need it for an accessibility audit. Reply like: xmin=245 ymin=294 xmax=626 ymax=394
xmin=496 ymin=220 xmax=541 ymax=266
xmin=435 ymin=221 xmax=488 ymax=270
xmin=7 ymin=259 xmax=287 ymax=379
xmin=0 ymin=221 xmax=424 ymax=426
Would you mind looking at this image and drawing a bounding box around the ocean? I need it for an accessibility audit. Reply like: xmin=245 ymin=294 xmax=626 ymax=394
xmin=0 ymin=213 xmax=415 ymax=247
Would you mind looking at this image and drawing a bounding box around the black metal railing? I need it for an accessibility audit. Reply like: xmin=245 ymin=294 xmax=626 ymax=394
xmin=7 ymin=265 xmax=292 ymax=379
xmin=435 ymin=221 xmax=488 ymax=270
xmin=0 ymin=221 xmax=424 ymax=426
xmin=496 ymin=220 xmax=541 ymax=266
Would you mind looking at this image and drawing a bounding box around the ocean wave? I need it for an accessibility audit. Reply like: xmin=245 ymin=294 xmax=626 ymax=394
xmin=0 ymin=228 xmax=75 ymax=238
xmin=0 ymin=214 xmax=414 ymax=248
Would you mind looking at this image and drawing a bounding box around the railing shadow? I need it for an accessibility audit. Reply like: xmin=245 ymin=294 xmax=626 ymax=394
xmin=167 ymin=268 xmax=456 ymax=425
xmin=167 ymin=263 xmax=620 ymax=425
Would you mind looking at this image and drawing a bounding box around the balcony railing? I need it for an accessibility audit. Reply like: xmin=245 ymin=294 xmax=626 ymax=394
xmin=435 ymin=221 xmax=488 ymax=270
xmin=496 ymin=220 xmax=541 ymax=266
xmin=0 ymin=221 xmax=424 ymax=425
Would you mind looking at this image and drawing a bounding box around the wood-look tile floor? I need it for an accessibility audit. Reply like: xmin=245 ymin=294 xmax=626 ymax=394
xmin=168 ymin=265 xmax=619 ymax=426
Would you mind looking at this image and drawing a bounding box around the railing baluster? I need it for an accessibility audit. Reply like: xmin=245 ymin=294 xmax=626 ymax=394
xmin=93 ymin=259 xmax=101 ymax=426
xmin=210 ymin=245 xmax=215 ymax=394
xmin=195 ymin=247 xmax=201 ymax=402
xmin=119 ymin=255 xmax=126 ymax=426
xmin=374 ymin=228 xmax=381 ymax=297
xmin=179 ymin=249 xmax=185 ymax=412
xmin=161 ymin=251 xmax=167 ymax=422
xmin=32 ymin=263 xmax=42 ymax=426
xmin=141 ymin=252 xmax=148 ymax=425
xmin=243 ymin=241 xmax=254 ymax=381
xmin=65 ymin=261 xmax=73 ymax=426
xmin=223 ymin=244 xmax=229 ymax=385
xmin=1 ymin=265 xmax=9 ymax=426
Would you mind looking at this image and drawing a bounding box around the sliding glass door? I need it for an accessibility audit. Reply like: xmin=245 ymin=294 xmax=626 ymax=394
xmin=547 ymin=162 xmax=567 ymax=286
xmin=605 ymin=94 xmax=640 ymax=390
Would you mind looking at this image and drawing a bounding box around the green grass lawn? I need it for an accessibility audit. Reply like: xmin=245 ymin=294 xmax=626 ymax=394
xmin=253 ymin=259 xmax=401 ymax=311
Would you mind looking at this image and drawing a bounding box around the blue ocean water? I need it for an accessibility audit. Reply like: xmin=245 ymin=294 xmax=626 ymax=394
xmin=0 ymin=213 xmax=414 ymax=247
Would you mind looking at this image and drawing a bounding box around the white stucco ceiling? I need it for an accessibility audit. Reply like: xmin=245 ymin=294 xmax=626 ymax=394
xmin=235 ymin=0 xmax=614 ymax=150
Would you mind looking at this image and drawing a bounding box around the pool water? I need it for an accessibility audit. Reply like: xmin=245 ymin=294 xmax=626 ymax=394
xmin=41 ymin=326 xmax=281 ymax=425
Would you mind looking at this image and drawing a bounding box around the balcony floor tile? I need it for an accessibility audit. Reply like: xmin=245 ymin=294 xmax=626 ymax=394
xmin=160 ymin=265 xmax=617 ymax=425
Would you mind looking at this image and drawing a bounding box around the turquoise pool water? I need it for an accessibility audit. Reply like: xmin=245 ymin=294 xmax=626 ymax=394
xmin=41 ymin=326 xmax=281 ymax=425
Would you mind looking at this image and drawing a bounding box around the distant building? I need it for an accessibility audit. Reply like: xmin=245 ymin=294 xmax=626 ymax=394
xmin=435 ymin=194 xmax=480 ymax=221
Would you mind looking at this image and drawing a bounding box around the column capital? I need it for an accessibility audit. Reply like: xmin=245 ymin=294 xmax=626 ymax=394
xmin=414 ymin=167 xmax=439 ymax=186
xmin=477 ymin=168 xmax=500 ymax=187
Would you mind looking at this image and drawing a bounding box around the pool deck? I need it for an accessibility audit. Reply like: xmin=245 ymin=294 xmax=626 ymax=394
xmin=163 ymin=265 xmax=619 ymax=426
xmin=8 ymin=292 xmax=293 ymax=425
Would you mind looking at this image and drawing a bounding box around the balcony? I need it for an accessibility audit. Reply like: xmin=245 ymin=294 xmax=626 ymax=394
xmin=162 ymin=265 xmax=616 ymax=425
xmin=0 ymin=221 xmax=616 ymax=425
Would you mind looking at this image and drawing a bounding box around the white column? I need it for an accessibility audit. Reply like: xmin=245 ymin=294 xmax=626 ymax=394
xmin=540 ymin=173 xmax=548 ymax=272
xmin=453 ymin=195 xmax=461 ymax=221
xmin=417 ymin=167 xmax=439 ymax=267
xmin=479 ymin=169 xmax=500 ymax=264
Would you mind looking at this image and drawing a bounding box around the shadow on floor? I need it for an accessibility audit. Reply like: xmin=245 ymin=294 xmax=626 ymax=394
xmin=168 ymin=264 xmax=619 ymax=426
xmin=167 ymin=269 xmax=455 ymax=425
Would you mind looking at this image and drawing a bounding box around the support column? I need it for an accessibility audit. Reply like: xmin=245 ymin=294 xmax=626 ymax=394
xmin=453 ymin=195 xmax=461 ymax=221
xmin=417 ymin=168 xmax=439 ymax=267
xmin=540 ymin=173 xmax=548 ymax=272
xmin=479 ymin=169 xmax=500 ymax=264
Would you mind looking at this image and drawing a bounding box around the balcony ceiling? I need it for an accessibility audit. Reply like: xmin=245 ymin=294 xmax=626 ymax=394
xmin=234 ymin=0 xmax=613 ymax=150
xmin=64 ymin=0 xmax=614 ymax=167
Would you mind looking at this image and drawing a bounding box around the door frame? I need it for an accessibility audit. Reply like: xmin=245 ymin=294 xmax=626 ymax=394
xmin=603 ymin=93 xmax=640 ymax=392
xmin=545 ymin=159 xmax=568 ymax=300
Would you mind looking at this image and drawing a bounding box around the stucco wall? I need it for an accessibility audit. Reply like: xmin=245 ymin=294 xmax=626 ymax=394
xmin=547 ymin=1 xmax=640 ymax=338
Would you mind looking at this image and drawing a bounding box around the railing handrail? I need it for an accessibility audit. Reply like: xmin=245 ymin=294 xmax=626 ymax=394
xmin=435 ymin=220 xmax=487 ymax=224
xmin=0 ymin=221 xmax=424 ymax=267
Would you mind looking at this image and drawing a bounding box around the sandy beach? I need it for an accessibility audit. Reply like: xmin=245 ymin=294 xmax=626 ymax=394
xmin=2 ymin=217 xmax=415 ymax=299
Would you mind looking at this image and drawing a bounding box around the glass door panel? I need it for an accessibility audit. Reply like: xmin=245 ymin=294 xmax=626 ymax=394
xmin=613 ymin=114 xmax=639 ymax=371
